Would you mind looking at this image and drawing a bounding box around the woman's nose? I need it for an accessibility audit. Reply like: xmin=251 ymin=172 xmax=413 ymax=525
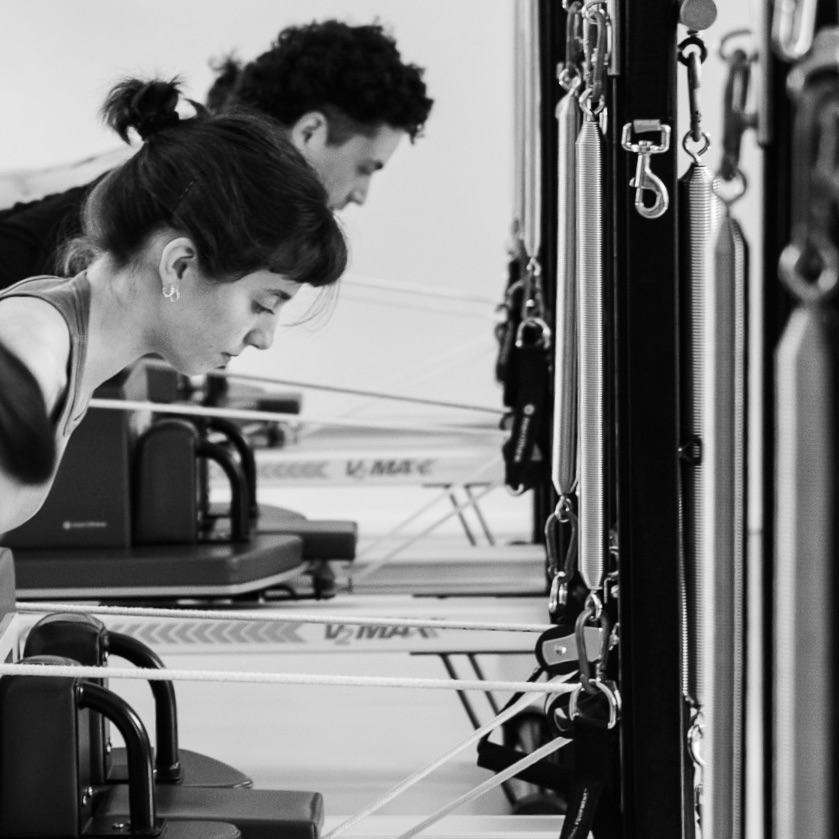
xmin=246 ymin=325 xmax=274 ymax=351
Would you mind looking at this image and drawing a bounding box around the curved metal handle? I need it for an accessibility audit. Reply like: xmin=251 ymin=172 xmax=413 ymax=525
xmin=77 ymin=682 xmax=157 ymax=834
xmin=107 ymin=632 xmax=182 ymax=782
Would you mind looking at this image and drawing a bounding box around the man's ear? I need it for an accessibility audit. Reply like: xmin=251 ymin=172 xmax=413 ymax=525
xmin=289 ymin=111 xmax=329 ymax=156
xmin=158 ymin=236 xmax=197 ymax=292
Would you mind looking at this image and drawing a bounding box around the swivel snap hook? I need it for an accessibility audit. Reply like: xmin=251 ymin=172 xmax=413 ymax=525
xmin=621 ymin=121 xmax=671 ymax=220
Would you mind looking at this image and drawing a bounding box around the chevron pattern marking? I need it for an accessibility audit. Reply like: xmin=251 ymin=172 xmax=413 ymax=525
xmin=108 ymin=620 xmax=305 ymax=647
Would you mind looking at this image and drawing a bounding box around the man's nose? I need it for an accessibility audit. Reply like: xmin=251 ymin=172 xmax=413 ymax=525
xmin=348 ymin=178 xmax=371 ymax=206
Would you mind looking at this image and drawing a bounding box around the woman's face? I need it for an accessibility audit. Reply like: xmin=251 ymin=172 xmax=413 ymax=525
xmin=160 ymin=269 xmax=302 ymax=374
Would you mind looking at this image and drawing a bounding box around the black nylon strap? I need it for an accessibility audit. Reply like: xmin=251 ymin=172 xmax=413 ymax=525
xmin=502 ymin=328 xmax=549 ymax=491
xmin=558 ymin=691 xmax=619 ymax=839
xmin=498 ymin=279 xmax=525 ymax=406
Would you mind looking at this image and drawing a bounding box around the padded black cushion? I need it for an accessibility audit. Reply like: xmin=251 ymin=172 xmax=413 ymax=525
xmin=87 ymin=816 xmax=242 ymax=839
xmin=99 ymin=785 xmax=323 ymax=839
xmin=13 ymin=533 xmax=303 ymax=595
xmin=257 ymin=519 xmax=357 ymax=561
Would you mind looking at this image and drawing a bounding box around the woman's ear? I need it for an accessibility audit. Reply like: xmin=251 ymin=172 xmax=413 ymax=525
xmin=158 ymin=236 xmax=197 ymax=293
xmin=289 ymin=111 xmax=329 ymax=157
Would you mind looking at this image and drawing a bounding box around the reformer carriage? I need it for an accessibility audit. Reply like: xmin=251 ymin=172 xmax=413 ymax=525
xmin=1 ymin=0 xmax=835 ymax=837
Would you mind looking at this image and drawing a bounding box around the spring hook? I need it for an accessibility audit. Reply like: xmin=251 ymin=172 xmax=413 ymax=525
xmin=772 ymin=0 xmax=817 ymax=62
xmin=574 ymin=594 xmax=612 ymax=694
xmin=558 ymin=2 xmax=584 ymax=90
xmin=621 ymin=121 xmax=671 ymax=219
xmin=582 ymin=1 xmax=609 ymax=111
xmin=719 ymin=45 xmax=756 ymax=182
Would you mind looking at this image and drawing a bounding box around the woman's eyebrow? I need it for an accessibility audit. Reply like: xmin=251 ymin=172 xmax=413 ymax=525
xmin=266 ymin=288 xmax=293 ymax=302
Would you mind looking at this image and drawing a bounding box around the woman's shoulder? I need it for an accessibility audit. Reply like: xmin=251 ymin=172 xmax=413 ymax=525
xmin=0 ymin=292 xmax=71 ymax=414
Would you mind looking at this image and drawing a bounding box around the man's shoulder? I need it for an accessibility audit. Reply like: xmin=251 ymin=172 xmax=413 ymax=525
xmin=0 ymin=182 xmax=92 ymax=227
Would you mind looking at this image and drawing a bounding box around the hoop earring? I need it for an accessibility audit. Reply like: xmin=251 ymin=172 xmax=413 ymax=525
xmin=162 ymin=285 xmax=180 ymax=302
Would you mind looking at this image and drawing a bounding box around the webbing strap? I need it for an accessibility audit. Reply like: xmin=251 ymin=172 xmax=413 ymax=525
xmin=502 ymin=329 xmax=549 ymax=493
xmin=558 ymin=690 xmax=619 ymax=839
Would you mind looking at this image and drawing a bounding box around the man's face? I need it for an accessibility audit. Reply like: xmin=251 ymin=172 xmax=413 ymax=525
xmin=302 ymin=123 xmax=406 ymax=211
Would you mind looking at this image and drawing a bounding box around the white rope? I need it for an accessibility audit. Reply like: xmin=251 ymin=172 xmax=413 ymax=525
xmin=335 ymin=291 xmax=497 ymax=322
xmin=88 ymin=399 xmax=504 ymax=439
xmin=197 ymin=368 xmax=502 ymax=416
xmin=297 ymin=335 xmax=492 ymax=434
xmin=396 ymin=734 xmax=570 ymax=839
xmin=354 ymin=484 xmax=500 ymax=580
xmin=323 ymin=689 xmax=545 ymax=839
xmin=16 ymin=602 xmax=552 ymax=634
xmin=342 ymin=273 xmax=498 ymax=308
xmin=355 ymin=453 xmax=503 ymax=561
xmin=0 ymin=662 xmax=579 ymax=695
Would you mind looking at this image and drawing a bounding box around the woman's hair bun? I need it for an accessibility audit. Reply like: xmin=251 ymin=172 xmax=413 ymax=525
xmin=101 ymin=77 xmax=183 ymax=143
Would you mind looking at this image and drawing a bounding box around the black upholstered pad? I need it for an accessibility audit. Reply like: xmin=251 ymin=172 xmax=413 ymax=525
xmin=257 ymin=520 xmax=357 ymax=561
xmin=88 ymin=817 xmax=242 ymax=839
xmin=99 ymin=785 xmax=323 ymax=839
xmin=13 ymin=533 xmax=304 ymax=597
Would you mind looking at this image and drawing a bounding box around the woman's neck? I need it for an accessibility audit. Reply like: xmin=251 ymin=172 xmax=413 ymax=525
xmin=82 ymin=260 xmax=156 ymax=393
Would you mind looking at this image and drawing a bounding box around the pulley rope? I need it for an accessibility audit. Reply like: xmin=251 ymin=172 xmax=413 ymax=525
xmin=394 ymin=734 xmax=571 ymax=839
xmin=322 ymin=689 xmax=551 ymax=839
xmin=88 ymin=399 xmax=504 ymax=438
xmin=353 ymin=482 xmax=499 ymax=574
xmin=16 ymin=602 xmax=553 ymax=634
xmin=0 ymin=661 xmax=579 ymax=695
xmin=186 ymin=367 xmax=502 ymax=416
xmin=355 ymin=453 xmax=502 ymax=561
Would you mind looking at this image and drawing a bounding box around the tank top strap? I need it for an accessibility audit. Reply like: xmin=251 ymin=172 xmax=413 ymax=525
xmin=0 ymin=273 xmax=91 ymax=438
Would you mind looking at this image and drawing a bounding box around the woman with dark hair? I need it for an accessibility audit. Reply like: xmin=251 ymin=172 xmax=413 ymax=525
xmin=0 ymin=19 xmax=433 ymax=290
xmin=0 ymin=77 xmax=347 ymax=533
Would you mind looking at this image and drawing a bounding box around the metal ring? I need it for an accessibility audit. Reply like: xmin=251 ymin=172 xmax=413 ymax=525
xmin=568 ymin=678 xmax=621 ymax=728
xmin=682 ymin=130 xmax=711 ymax=162
xmin=718 ymin=28 xmax=754 ymax=62
xmin=678 ymin=35 xmax=708 ymax=65
xmin=556 ymin=495 xmax=575 ymax=522
xmin=578 ymin=88 xmax=605 ymax=118
xmin=711 ymin=170 xmax=747 ymax=206
xmin=778 ymin=236 xmax=839 ymax=303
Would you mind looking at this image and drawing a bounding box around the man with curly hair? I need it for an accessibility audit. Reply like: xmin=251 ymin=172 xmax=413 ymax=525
xmin=209 ymin=20 xmax=433 ymax=210
xmin=0 ymin=19 xmax=433 ymax=288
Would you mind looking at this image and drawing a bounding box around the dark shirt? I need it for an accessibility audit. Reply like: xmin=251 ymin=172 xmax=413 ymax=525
xmin=0 ymin=182 xmax=95 ymax=290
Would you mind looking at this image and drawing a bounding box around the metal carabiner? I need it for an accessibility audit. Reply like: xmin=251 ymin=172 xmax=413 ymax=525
xmin=582 ymin=1 xmax=609 ymax=111
xmin=559 ymin=2 xmax=584 ymax=91
xmin=621 ymin=121 xmax=671 ymax=219
xmin=568 ymin=677 xmax=621 ymax=728
xmin=772 ymin=0 xmax=817 ymax=62
xmin=574 ymin=594 xmax=612 ymax=693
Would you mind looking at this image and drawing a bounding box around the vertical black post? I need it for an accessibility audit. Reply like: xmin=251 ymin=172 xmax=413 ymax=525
xmin=532 ymin=0 xmax=564 ymax=544
xmin=761 ymin=28 xmax=791 ymax=839
xmin=611 ymin=1 xmax=685 ymax=837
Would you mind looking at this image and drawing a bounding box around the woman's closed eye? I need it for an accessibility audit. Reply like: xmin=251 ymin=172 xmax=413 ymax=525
xmin=253 ymin=301 xmax=277 ymax=316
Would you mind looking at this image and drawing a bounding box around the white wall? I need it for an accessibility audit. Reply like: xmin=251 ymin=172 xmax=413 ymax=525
xmin=0 ymin=1 xmax=762 ymax=421
xmin=0 ymin=1 xmax=515 ymax=418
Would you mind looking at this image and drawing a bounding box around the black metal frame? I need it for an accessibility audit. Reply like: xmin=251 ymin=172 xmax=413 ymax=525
xmin=532 ymin=0 xmax=686 ymax=835
xmin=609 ymin=3 xmax=685 ymax=837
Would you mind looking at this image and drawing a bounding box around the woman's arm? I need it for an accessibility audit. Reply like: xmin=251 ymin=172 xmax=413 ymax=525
xmin=0 ymin=299 xmax=69 ymax=532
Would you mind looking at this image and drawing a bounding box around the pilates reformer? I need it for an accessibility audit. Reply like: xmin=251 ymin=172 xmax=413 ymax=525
xmin=0 ymin=546 xmax=593 ymax=837
xmin=5 ymin=0 xmax=825 ymax=835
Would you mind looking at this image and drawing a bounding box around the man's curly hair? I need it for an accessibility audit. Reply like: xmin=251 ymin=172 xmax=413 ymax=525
xmin=208 ymin=20 xmax=433 ymax=144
